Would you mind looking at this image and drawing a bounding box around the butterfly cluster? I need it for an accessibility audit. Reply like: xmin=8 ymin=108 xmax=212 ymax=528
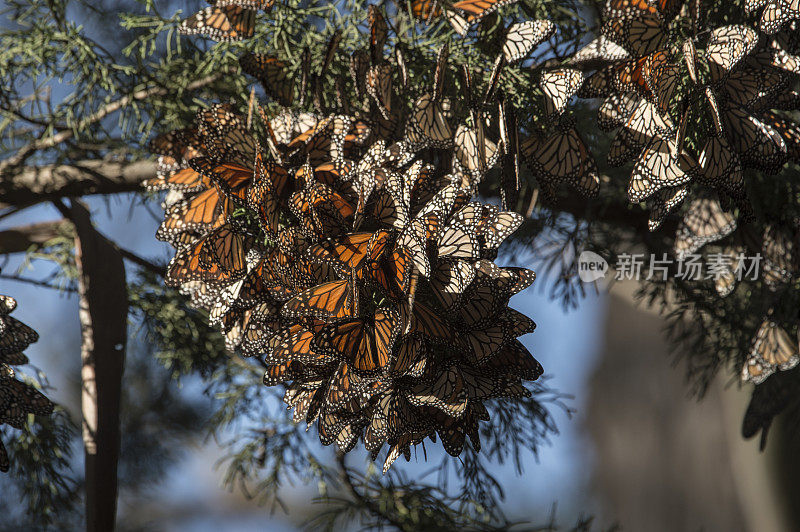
xmin=0 ymin=294 xmax=54 ymax=473
xmin=151 ymin=3 xmax=551 ymax=469
xmin=570 ymin=0 xmax=800 ymax=387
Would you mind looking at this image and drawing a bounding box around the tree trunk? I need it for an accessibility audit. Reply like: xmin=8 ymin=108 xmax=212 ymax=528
xmin=69 ymin=201 xmax=127 ymax=532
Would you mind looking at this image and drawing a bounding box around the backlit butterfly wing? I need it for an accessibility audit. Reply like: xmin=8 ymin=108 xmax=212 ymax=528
xmin=407 ymin=94 xmax=453 ymax=148
xmin=762 ymin=224 xmax=795 ymax=288
xmin=742 ymin=319 xmax=799 ymax=384
xmin=314 ymin=307 xmax=400 ymax=375
xmin=673 ymin=197 xmax=737 ymax=257
xmin=570 ymin=35 xmax=630 ymax=65
xmin=647 ymin=186 xmax=689 ymax=231
xmin=602 ymin=0 xmax=667 ymax=57
xmin=697 ymin=134 xmax=745 ymax=197
xmin=597 ymin=93 xmax=639 ymax=131
xmin=722 ymin=105 xmax=787 ymax=173
xmin=282 ymin=279 xmax=357 ymax=320
xmin=541 ymin=69 xmax=584 ymax=118
xmin=704 ymin=25 xmax=758 ymax=85
xmin=366 ymin=64 xmax=394 ymax=120
xmin=628 ymin=137 xmax=695 ymax=202
xmin=502 ymin=20 xmax=555 ymax=63
xmin=760 ymin=0 xmax=800 ymax=34
xmin=179 ymin=5 xmax=255 ymax=41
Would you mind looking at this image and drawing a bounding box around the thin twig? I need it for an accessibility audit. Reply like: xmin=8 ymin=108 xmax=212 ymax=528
xmin=335 ymin=452 xmax=408 ymax=531
xmin=0 ymin=273 xmax=76 ymax=292
xmin=0 ymin=72 xmax=226 ymax=175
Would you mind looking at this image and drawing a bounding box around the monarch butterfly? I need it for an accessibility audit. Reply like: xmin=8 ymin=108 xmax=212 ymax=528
xmin=144 ymin=167 xmax=209 ymax=193
xmin=452 ymin=0 xmax=519 ymax=23
xmin=190 ymin=157 xmax=254 ymax=206
xmin=710 ymin=246 xmax=742 ymax=298
xmin=697 ymin=135 xmax=745 ymax=197
xmin=0 ymin=296 xmax=16 ymax=315
xmin=602 ymin=0 xmax=668 ymax=57
xmin=541 ymin=68 xmax=585 ymax=117
xmin=480 ymin=209 xmax=523 ymax=249
xmin=762 ymin=224 xmax=795 ymax=288
xmin=281 ymin=279 xmax=357 ymax=320
xmin=474 ymin=260 xmax=536 ymax=295
xmin=366 ymin=64 xmax=394 ymax=120
xmin=478 ymin=339 xmax=543 ymax=381
xmin=502 ymin=20 xmax=555 ymax=63
xmin=156 ymin=193 xmax=225 ymax=249
xmin=742 ymin=318 xmax=799 ymax=385
xmin=452 ymin=123 xmax=500 ymax=187
xmin=410 ymin=0 xmax=442 ymax=20
xmin=307 ymin=230 xmax=391 ymax=276
xmin=198 ymin=223 xmax=252 ymax=274
xmin=265 ymin=326 xmax=334 ymax=366
xmin=461 ymin=309 xmax=536 ymax=363
xmin=628 ymin=137 xmax=696 ymax=202
xmin=406 ymin=365 xmax=469 ymax=417
xmin=755 ymin=0 xmax=800 ymax=34
xmin=270 ymin=111 xmax=320 ymax=146
xmin=703 ymin=25 xmax=759 ymax=85
xmin=576 ymin=65 xmax=616 ymax=98
xmin=607 ymin=97 xmax=673 ymax=166
xmin=197 ymin=105 xmax=259 ymax=163
xmin=0 ymin=317 xmax=38 ymax=355
xmin=722 ymin=105 xmax=787 ymax=173
xmin=722 ymin=68 xmax=789 ymax=110
xmin=369 ymin=244 xmax=416 ymax=298
xmin=400 ymin=299 xmax=455 ymax=345
xmin=521 ymin=126 xmax=599 ymax=197
xmin=179 ymin=5 xmax=256 ymax=42
xmin=239 ymin=54 xmax=294 ymax=106
xmin=368 ymin=5 xmax=388 ymax=63
xmin=435 ymin=407 xmax=481 ymax=456
xmin=166 ymin=238 xmax=244 ymax=287
xmin=454 ymin=280 xmax=510 ymax=329
xmin=284 ymin=384 xmax=324 ymax=425
xmin=646 ymin=185 xmax=687 ymax=231
xmin=570 ymin=35 xmax=629 ymax=65
xmin=0 ymin=375 xmax=54 ymax=426
xmin=762 ymin=112 xmax=800 ymax=163
xmin=390 ymin=335 xmax=427 ymax=378
xmin=673 ymin=198 xmax=737 ymax=257
xmin=428 ymin=258 xmax=475 ymax=310
xmin=437 ymin=215 xmax=480 ymax=260
xmin=313 ymin=307 xmax=400 ymax=375
xmin=433 ymin=42 xmax=450 ymax=102
xmin=349 ymin=49 xmax=370 ymax=98
xmin=597 ymin=93 xmax=639 ymax=131
xmin=407 ymin=94 xmax=453 ymax=149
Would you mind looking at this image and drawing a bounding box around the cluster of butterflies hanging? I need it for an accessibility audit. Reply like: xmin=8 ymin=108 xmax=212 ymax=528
xmin=149 ymin=0 xmax=557 ymax=470
xmin=0 ymin=294 xmax=54 ymax=473
xmin=169 ymin=0 xmax=800 ymax=434
xmin=566 ymin=0 xmax=800 ymax=389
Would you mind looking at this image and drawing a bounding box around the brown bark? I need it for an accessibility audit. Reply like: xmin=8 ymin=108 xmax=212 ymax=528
xmin=0 ymin=219 xmax=72 ymax=253
xmin=0 ymin=159 xmax=156 ymax=210
xmin=69 ymin=201 xmax=127 ymax=532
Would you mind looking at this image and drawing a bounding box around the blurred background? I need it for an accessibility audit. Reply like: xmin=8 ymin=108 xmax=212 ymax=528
xmin=1 ymin=196 xmax=789 ymax=530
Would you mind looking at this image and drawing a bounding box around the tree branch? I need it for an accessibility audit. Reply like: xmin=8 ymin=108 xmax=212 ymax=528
xmin=0 ymin=72 xmax=224 ymax=175
xmin=335 ymin=452 xmax=409 ymax=532
xmin=0 ymin=219 xmax=72 ymax=253
xmin=0 ymin=159 xmax=156 ymax=210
